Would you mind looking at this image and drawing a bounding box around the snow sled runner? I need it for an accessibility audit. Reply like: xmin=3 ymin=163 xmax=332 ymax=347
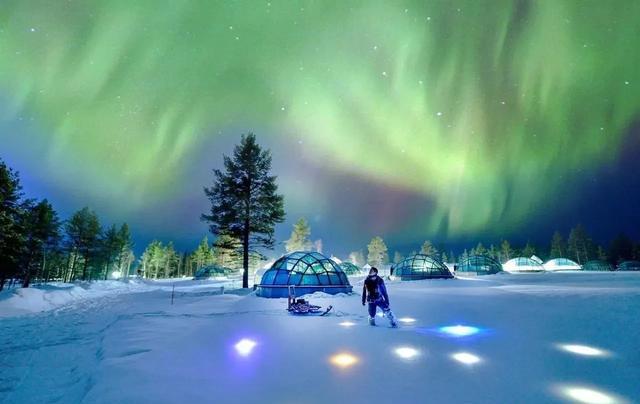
xmin=287 ymin=285 xmax=332 ymax=316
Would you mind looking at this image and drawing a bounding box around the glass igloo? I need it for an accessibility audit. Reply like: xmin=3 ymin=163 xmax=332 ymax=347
xmin=583 ymin=260 xmax=614 ymax=272
xmin=617 ymin=260 xmax=640 ymax=271
xmin=339 ymin=262 xmax=363 ymax=275
xmin=502 ymin=257 xmax=544 ymax=272
xmin=392 ymin=254 xmax=453 ymax=280
xmin=256 ymin=251 xmax=353 ymax=298
xmin=457 ymin=255 xmax=502 ymax=275
xmin=543 ymin=258 xmax=582 ymax=271
xmin=193 ymin=264 xmax=233 ymax=279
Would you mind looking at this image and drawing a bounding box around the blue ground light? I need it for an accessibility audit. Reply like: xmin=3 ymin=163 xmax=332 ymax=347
xmin=414 ymin=324 xmax=490 ymax=339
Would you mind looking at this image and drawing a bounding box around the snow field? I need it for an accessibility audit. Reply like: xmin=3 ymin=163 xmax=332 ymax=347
xmin=1 ymin=272 xmax=639 ymax=403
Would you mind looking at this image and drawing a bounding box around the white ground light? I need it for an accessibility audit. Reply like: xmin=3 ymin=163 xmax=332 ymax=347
xmin=394 ymin=346 xmax=420 ymax=360
xmin=558 ymin=386 xmax=621 ymax=404
xmin=234 ymin=338 xmax=257 ymax=357
xmin=451 ymin=352 xmax=481 ymax=365
xmin=557 ymin=344 xmax=610 ymax=357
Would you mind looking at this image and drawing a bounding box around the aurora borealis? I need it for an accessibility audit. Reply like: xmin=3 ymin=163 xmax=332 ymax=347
xmin=1 ymin=1 xmax=639 ymax=254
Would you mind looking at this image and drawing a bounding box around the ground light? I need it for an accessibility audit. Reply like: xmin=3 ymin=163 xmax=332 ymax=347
xmin=557 ymin=344 xmax=610 ymax=357
xmin=439 ymin=325 xmax=480 ymax=337
xmin=451 ymin=352 xmax=481 ymax=365
xmin=398 ymin=317 xmax=416 ymax=324
xmin=339 ymin=321 xmax=356 ymax=327
xmin=234 ymin=338 xmax=257 ymax=357
xmin=329 ymin=353 xmax=359 ymax=368
xmin=394 ymin=346 xmax=420 ymax=360
xmin=560 ymin=386 xmax=619 ymax=404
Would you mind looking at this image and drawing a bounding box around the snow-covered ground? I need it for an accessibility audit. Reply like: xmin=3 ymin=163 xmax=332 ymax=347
xmin=1 ymin=272 xmax=639 ymax=403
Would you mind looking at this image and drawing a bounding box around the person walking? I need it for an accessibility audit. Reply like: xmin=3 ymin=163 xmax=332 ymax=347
xmin=362 ymin=267 xmax=397 ymax=327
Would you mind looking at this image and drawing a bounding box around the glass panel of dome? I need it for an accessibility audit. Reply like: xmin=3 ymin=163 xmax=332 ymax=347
xmin=302 ymin=255 xmax=317 ymax=264
xmin=262 ymin=270 xmax=276 ymax=285
xmin=288 ymin=272 xmax=302 ymax=285
xmin=309 ymin=262 xmax=324 ymax=274
xmin=275 ymin=271 xmax=289 ymax=284
xmin=301 ymin=273 xmax=318 ymax=285
xmin=317 ymin=273 xmax=330 ymax=285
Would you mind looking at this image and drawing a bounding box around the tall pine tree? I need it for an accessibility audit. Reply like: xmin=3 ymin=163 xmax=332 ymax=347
xmin=0 ymin=159 xmax=23 ymax=290
xmin=285 ymin=218 xmax=312 ymax=252
xmin=549 ymin=231 xmax=566 ymax=259
xmin=420 ymin=240 xmax=438 ymax=256
xmin=65 ymin=207 xmax=102 ymax=281
xmin=19 ymin=199 xmax=61 ymax=287
xmin=202 ymin=133 xmax=285 ymax=288
xmin=367 ymin=236 xmax=388 ymax=267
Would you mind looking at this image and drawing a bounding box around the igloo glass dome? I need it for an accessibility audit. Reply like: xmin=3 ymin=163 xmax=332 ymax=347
xmin=339 ymin=262 xmax=362 ymax=275
xmin=617 ymin=260 xmax=640 ymax=271
xmin=502 ymin=257 xmax=544 ymax=272
xmin=543 ymin=258 xmax=582 ymax=271
xmin=457 ymin=255 xmax=502 ymax=275
xmin=583 ymin=260 xmax=614 ymax=271
xmin=256 ymin=251 xmax=353 ymax=298
xmin=392 ymin=254 xmax=453 ymax=280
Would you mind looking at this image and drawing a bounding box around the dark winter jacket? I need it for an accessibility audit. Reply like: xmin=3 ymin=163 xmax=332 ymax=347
xmin=362 ymin=275 xmax=390 ymax=305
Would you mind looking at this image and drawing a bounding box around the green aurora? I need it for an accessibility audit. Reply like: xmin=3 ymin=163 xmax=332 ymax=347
xmin=1 ymin=1 xmax=639 ymax=240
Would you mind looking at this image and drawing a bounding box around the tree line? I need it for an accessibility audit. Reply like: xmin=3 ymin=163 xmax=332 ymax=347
xmin=0 ymin=159 xmax=134 ymax=290
xmin=137 ymin=235 xmax=265 ymax=280
xmin=281 ymin=213 xmax=640 ymax=269
xmin=346 ymin=225 xmax=640 ymax=268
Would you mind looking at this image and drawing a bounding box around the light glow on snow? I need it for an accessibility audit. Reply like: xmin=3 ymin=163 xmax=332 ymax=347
xmin=452 ymin=352 xmax=481 ymax=365
xmin=557 ymin=344 xmax=609 ymax=357
xmin=111 ymin=271 xmax=122 ymax=278
xmin=339 ymin=321 xmax=356 ymax=327
xmin=398 ymin=317 xmax=416 ymax=324
xmin=329 ymin=353 xmax=359 ymax=368
xmin=562 ymin=387 xmax=618 ymax=404
xmin=439 ymin=325 xmax=480 ymax=337
xmin=234 ymin=338 xmax=257 ymax=357
xmin=394 ymin=346 xmax=420 ymax=360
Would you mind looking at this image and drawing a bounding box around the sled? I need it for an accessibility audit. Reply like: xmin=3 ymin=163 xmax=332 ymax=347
xmin=287 ymin=285 xmax=333 ymax=316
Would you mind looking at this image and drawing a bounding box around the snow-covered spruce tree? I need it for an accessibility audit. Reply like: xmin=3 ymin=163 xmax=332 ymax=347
xmin=367 ymin=236 xmax=388 ymax=267
xmin=285 ymin=217 xmax=312 ymax=252
xmin=64 ymin=207 xmax=102 ymax=281
xmin=202 ymin=133 xmax=285 ymax=288
xmin=18 ymin=199 xmax=61 ymax=288
xmin=474 ymin=242 xmax=487 ymax=256
xmin=0 ymin=159 xmax=23 ymax=291
xmin=549 ymin=231 xmax=566 ymax=259
xmin=420 ymin=240 xmax=438 ymax=256
xmin=568 ymin=224 xmax=593 ymax=264
xmin=213 ymin=233 xmax=241 ymax=270
xmin=500 ymin=240 xmax=513 ymax=262
xmin=522 ymin=241 xmax=536 ymax=258
xmin=393 ymin=251 xmax=404 ymax=264
xmin=348 ymin=250 xmax=365 ymax=266
xmin=100 ymin=224 xmax=121 ymax=280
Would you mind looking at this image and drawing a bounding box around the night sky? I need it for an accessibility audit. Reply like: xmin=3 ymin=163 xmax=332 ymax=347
xmin=1 ymin=1 xmax=639 ymax=257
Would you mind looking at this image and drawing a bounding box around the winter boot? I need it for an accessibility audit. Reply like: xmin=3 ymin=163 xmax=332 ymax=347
xmin=368 ymin=316 xmax=376 ymax=326
xmin=385 ymin=309 xmax=398 ymax=328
